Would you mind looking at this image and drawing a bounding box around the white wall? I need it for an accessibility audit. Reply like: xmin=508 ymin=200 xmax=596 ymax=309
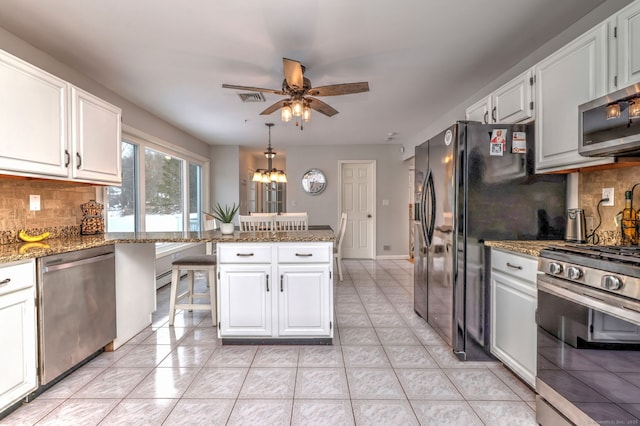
xmin=285 ymin=144 xmax=409 ymax=258
xmin=209 ymin=145 xmax=240 ymax=218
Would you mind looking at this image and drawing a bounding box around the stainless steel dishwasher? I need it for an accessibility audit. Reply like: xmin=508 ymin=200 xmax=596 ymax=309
xmin=37 ymin=245 xmax=116 ymax=385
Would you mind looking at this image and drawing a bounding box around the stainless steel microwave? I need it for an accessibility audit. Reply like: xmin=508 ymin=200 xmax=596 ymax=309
xmin=579 ymin=83 xmax=640 ymax=157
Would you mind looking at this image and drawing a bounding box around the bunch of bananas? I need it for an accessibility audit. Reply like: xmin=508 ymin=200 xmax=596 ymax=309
xmin=18 ymin=230 xmax=50 ymax=242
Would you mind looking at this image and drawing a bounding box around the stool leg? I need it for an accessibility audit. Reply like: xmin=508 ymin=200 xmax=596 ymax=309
xmin=209 ymin=267 xmax=217 ymax=327
xmin=169 ymin=267 xmax=180 ymax=326
xmin=187 ymin=270 xmax=194 ymax=308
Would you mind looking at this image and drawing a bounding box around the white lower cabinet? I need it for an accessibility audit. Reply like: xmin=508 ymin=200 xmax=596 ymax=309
xmin=278 ymin=265 xmax=331 ymax=336
xmin=217 ymin=242 xmax=333 ymax=340
xmin=0 ymin=259 xmax=37 ymax=413
xmin=219 ymin=264 xmax=272 ymax=337
xmin=490 ymin=249 xmax=537 ymax=387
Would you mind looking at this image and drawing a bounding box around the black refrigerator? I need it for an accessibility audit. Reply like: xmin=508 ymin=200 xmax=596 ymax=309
xmin=414 ymin=121 xmax=566 ymax=360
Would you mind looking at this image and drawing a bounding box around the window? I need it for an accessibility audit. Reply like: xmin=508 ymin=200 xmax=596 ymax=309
xmin=105 ymin=131 xmax=208 ymax=233
xmin=144 ymin=148 xmax=184 ymax=232
xmin=106 ymin=141 xmax=137 ymax=232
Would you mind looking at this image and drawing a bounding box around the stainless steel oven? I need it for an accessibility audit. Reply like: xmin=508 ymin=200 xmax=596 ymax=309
xmin=536 ymin=246 xmax=640 ymax=425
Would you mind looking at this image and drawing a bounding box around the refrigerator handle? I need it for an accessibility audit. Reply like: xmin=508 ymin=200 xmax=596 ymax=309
xmin=420 ymin=170 xmax=431 ymax=246
xmin=426 ymin=171 xmax=436 ymax=245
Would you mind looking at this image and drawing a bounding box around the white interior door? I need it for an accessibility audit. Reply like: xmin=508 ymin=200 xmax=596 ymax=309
xmin=340 ymin=161 xmax=375 ymax=259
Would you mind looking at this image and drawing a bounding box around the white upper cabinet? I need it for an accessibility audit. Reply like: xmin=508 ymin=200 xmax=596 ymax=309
xmin=70 ymin=87 xmax=122 ymax=184
xmin=534 ymin=23 xmax=614 ymax=173
xmin=465 ymin=95 xmax=492 ymax=124
xmin=493 ymin=69 xmax=534 ymax=124
xmin=0 ymin=52 xmax=68 ymax=177
xmin=0 ymin=49 xmax=122 ymax=185
xmin=465 ymin=69 xmax=533 ymax=124
xmin=616 ymin=1 xmax=640 ymax=88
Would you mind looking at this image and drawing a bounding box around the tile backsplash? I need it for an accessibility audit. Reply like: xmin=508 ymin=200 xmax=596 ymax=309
xmin=0 ymin=177 xmax=98 ymax=243
xmin=579 ymin=166 xmax=640 ymax=243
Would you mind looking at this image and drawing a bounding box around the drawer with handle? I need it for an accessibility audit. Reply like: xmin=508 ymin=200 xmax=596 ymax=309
xmin=491 ymin=248 xmax=537 ymax=282
xmin=218 ymin=244 xmax=272 ymax=263
xmin=0 ymin=259 xmax=35 ymax=296
xmin=277 ymin=244 xmax=331 ymax=263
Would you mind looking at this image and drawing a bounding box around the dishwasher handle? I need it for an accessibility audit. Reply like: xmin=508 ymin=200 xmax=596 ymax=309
xmin=43 ymin=252 xmax=115 ymax=273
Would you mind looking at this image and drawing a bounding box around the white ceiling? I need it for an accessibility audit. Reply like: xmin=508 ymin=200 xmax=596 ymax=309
xmin=0 ymin=0 xmax=608 ymax=149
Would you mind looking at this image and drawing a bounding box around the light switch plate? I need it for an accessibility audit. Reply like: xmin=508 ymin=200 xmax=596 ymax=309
xmin=29 ymin=194 xmax=41 ymax=211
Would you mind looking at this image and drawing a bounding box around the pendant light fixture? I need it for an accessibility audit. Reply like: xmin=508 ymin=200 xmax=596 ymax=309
xmin=252 ymin=123 xmax=287 ymax=183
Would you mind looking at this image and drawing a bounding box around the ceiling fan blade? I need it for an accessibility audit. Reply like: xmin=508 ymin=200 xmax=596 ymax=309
xmin=307 ymin=82 xmax=370 ymax=97
xmin=222 ymin=84 xmax=284 ymax=95
xmin=260 ymin=99 xmax=288 ymax=115
xmin=283 ymin=58 xmax=304 ymax=89
xmin=307 ymin=97 xmax=339 ymax=117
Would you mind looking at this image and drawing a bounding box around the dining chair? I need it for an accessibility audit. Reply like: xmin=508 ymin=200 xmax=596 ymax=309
xmin=250 ymin=212 xmax=277 ymax=217
xmin=334 ymin=213 xmax=348 ymax=281
xmin=274 ymin=213 xmax=308 ymax=231
xmin=239 ymin=214 xmax=275 ymax=231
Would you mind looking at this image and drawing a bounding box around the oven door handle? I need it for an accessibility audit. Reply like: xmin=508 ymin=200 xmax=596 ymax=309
xmin=537 ymin=277 xmax=640 ymax=327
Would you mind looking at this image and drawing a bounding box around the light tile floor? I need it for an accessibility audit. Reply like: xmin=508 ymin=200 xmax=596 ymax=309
xmin=1 ymin=259 xmax=537 ymax=425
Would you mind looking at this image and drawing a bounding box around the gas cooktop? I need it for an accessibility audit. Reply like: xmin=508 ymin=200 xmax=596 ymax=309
xmin=540 ymin=244 xmax=640 ymax=279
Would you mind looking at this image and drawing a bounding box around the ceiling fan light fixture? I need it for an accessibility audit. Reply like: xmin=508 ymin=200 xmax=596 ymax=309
xmin=281 ymin=104 xmax=292 ymax=122
xmin=278 ymin=173 xmax=288 ymax=183
xmin=292 ymin=99 xmax=303 ymax=117
xmin=302 ymin=104 xmax=311 ymax=122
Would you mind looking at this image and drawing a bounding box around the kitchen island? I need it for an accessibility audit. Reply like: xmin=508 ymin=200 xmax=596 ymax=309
xmin=0 ymin=227 xmax=336 ymax=263
xmin=0 ymin=228 xmax=335 ymax=348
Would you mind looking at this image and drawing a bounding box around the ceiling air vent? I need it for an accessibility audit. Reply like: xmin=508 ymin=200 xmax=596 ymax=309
xmin=238 ymin=92 xmax=265 ymax=103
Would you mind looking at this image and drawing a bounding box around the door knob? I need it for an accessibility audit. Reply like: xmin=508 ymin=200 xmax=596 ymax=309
xmin=367 ymin=214 xmax=372 ymax=218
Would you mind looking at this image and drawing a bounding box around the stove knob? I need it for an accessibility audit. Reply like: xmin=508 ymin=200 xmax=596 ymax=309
xmin=567 ymin=266 xmax=583 ymax=280
xmin=602 ymin=275 xmax=623 ymax=291
xmin=549 ymin=262 xmax=563 ymax=275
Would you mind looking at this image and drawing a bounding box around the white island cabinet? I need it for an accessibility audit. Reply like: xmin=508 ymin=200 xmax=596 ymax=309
xmin=0 ymin=259 xmax=37 ymax=413
xmin=217 ymin=242 xmax=333 ymax=342
xmin=490 ymin=248 xmax=538 ymax=387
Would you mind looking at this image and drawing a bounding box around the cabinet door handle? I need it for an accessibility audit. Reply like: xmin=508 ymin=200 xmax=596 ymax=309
xmin=236 ymin=253 xmax=254 ymax=257
xmin=492 ymin=106 xmax=497 ymax=122
xmin=266 ymin=274 xmax=269 ymax=292
xmin=295 ymin=253 xmax=313 ymax=257
xmin=64 ymin=150 xmax=71 ymax=167
xmin=76 ymin=152 xmax=82 ymax=169
xmin=0 ymin=278 xmax=10 ymax=286
xmin=280 ymin=275 xmax=284 ymax=292
xmin=506 ymin=262 xmax=523 ymax=270
xmin=483 ymin=111 xmax=488 ymax=124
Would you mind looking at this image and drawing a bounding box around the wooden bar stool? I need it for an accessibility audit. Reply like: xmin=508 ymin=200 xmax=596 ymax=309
xmin=168 ymin=255 xmax=217 ymax=326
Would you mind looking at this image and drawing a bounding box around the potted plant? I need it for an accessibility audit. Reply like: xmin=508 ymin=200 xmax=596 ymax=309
xmin=208 ymin=202 xmax=239 ymax=235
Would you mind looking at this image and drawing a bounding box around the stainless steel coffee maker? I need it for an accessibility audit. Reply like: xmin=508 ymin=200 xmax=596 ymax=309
xmin=565 ymin=208 xmax=586 ymax=243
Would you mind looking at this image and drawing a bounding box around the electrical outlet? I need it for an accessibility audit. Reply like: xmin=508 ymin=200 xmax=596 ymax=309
xmin=29 ymin=194 xmax=40 ymax=211
xmin=602 ymin=188 xmax=614 ymax=206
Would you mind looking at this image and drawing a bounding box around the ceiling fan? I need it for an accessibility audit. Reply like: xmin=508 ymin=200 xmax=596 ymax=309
xmin=222 ymin=58 xmax=369 ymax=125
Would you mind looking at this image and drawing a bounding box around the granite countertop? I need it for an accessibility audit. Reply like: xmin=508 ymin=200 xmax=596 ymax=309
xmin=484 ymin=240 xmax=569 ymax=257
xmin=0 ymin=228 xmax=336 ymax=264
